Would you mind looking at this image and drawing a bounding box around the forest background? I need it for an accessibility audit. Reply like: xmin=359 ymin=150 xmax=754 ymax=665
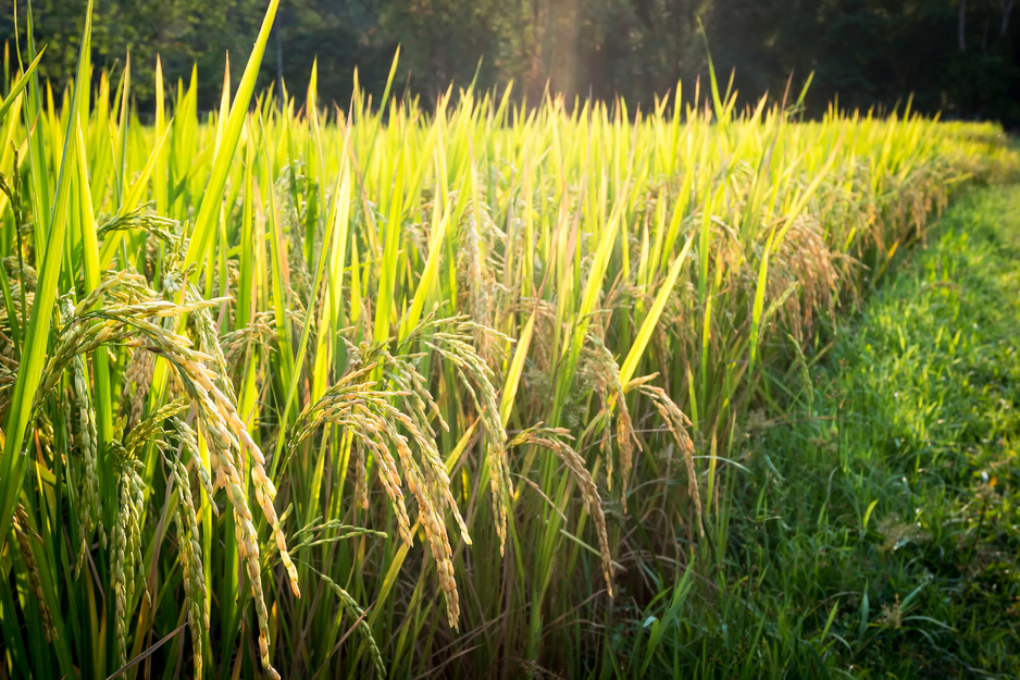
xmin=0 ymin=0 xmax=1017 ymax=124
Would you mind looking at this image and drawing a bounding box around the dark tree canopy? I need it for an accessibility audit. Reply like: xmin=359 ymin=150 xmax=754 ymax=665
xmin=0 ymin=0 xmax=1016 ymax=122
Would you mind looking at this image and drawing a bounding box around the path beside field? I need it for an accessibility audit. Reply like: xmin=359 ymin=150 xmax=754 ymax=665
xmin=729 ymin=183 xmax=1020 ymax=678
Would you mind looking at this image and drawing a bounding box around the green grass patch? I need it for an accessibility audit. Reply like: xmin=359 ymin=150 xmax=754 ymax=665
xmin=626 ymin=185 xmax=1020 ymax=679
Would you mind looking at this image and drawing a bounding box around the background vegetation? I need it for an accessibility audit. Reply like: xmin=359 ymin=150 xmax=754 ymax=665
xmin=1 ymin=0 xmax=1020 ymax=122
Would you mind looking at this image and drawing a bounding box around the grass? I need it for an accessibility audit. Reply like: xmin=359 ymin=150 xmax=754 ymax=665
xmin=0 ymin=2 xmax=1018 ymax=678
xmin=637 ymin=184 xmax=1020 ymax=680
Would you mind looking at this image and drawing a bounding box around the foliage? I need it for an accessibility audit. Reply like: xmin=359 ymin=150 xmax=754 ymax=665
xmin=4 ymin=1 xmax=1020 ymax=122
xmin=0 ymin=0 xmax=266 ymax=106
xmin=710 ymin=0 xmax=1020 ymax=124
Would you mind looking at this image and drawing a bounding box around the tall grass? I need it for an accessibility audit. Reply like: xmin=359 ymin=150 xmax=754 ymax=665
xmin=0 ymin=3 xmax=1015 ymax=678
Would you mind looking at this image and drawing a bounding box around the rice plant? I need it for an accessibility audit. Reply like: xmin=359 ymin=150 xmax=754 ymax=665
xmin=0 ymin=2 xmax=1015 ymax=678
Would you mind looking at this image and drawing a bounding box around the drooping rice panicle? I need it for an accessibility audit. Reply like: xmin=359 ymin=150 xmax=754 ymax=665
xmin=11 ymin=504 xmax=56 ymax=643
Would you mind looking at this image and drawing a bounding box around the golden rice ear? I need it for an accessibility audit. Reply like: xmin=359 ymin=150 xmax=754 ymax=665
xmin=510 ymin=426 xmax=615 ymax=598
xmin=122 ymin=345 xmax=156 ymax=431
xmin=176 ymin=286 xmax=304 ymax=658
xmin=290 ymin=369 xmax=416 ymax=546
xmin=629 ymin=380 xmax=703 ymax=538
xmin=579 ymin=332 xmax=641 ymax=512
xmin=45 ymin=266 xmax=302 ymax=677
xmin=123 ymin=397 xmax=189 ymax=458
xmin=355 ymin=443 xmax=369 ymax=510
xmin=62 ymin=298 xmax=103 ymax=576
xmin=457 ymin=199 xmax=508 ymax=368
xmin=288 ymin=316 xmax=482 ymax=630
xmin=163 ymin=450 xmax=208 ymax=680
xmin=170 ymin=416 xmax=218 ymax=516
xmin=11 ymin=505 xmax=55 ymax=644
xmin=386 ymin=420 xmax=461 ymax=629
xmin=452 ymin=338 xmax=511 ymax=553
xmin=110 ymin=442 xmax=147 ymax=669
xmin=763 ymin=215 xmax=840 ymax=345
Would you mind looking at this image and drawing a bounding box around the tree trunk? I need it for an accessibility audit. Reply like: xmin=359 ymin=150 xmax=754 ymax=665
xmin=999 ymin=0 xmax=1016 ymax=35
xmin=983 ymin=4 xmax=991 ymax=54
xmin=960 ymin=0 xmax=967 ymax=51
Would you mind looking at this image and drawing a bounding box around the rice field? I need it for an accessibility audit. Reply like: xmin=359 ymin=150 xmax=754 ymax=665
xmin=0 ymin=2 xmax=1017 ymax=679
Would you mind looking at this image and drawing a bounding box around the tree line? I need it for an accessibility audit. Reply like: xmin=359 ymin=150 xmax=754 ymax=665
xmin=0 ymin=0 xmax=1017 ymax=123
